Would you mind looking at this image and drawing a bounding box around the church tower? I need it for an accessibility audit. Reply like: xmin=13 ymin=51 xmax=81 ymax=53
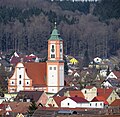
xmin=46 ymin=23 xmax=64 ymax=93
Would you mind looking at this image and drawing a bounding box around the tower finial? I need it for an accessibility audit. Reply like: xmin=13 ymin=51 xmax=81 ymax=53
xmin=54 ymin=22 xmax=57 ymax=29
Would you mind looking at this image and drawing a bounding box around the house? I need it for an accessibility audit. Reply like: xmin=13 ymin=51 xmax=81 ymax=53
xmin=68 ymin=90 xmax=84 ymax=98
xmin=109 ymin=99 xmax=120 ymax=114
xmin=102 ymin=79 xmax=119 ymax=88
xmin=1 ymin=102 xmax=31 ymax=116
xmin=15 ymin=91 xmax=48 ymax=106
xmin=110 ymin=99 xmax=120 ymax=107
xmin=46 ymin=96 xmax=66 ymax=107
xmin=8 ymin=23 xmax=64 ymax=94
xmin=90 ymin=96 xmax=109 ymax=108
xmin=68 ymin=69 xmax=73 ymax=75
xmin=106 ymin=71 xmax=118 ymax=79
xmin=97 ymin=88 xmax=120 ymax=104
xmin=81 ymin=86 xmax=97 ymax=101
xmin=54 ymin=87 xmax=78 ymax=97
xmin=4 ymin=93 xmax=17 ymax=102
xmin=61 ymin=97 xmax=89 ymax=108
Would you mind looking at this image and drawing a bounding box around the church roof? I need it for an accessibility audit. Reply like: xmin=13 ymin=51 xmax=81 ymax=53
xmin=49 ymin=23 xmax=62 ymax=40
xmin=24 ymin=62 xmax=47 ymax=86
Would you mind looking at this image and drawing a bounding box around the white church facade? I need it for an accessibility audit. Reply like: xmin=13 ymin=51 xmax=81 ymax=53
xmin=8 ymin=24 xmax=64 ymax=94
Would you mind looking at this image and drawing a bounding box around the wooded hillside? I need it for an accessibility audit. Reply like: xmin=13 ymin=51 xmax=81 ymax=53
xmin=0 ymin=0 xmax=120 ymax=60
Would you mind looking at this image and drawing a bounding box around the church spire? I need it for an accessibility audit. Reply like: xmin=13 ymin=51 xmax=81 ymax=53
xmin=49 ymin=22 xmax=62 ymax=40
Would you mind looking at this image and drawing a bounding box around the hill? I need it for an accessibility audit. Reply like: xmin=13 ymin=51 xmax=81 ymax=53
xmin=0 ymin=0 xmax=120 ymax=61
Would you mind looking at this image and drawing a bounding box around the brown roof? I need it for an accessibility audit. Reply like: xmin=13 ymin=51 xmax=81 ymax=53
xmin=2 ymin=102 xmax=31 ymax=113
xmin=97 ymin=88 xmax=113 ymax=99
xmin=113 ymin=71 xmax=120 ymax=79
xmin=53 ymin=96 xmax=67 ymax=107
xmin=16 ymin=91 xmax=44 ymax=102
xmin=24 ymin=62 xmax=46 ymax=86
xmin=110 ymin=99 xmax=120 ymax=106
xmin=69 ymin=90 xmax=84 ymax=98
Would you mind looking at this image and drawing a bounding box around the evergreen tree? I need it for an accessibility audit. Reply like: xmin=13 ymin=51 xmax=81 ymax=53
xmin=28 ymin=101 xmax=38 ymax=116
xmin=82 ymin=49 xmax=90 ymax=68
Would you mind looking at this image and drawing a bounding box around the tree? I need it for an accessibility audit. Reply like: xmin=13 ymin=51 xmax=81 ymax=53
xmin=27 ymin=101 xmax=38 ymax=116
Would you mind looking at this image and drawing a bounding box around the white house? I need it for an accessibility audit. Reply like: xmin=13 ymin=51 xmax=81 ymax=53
xmin=61 ymin=97 xmax=89 ymax=108
xmin=106 ymin=72 xmax=117 ymax=80
xmin=81 ymin=86 xmax=97 ymax=101
xmin=89 ymin=101 xmax=105 ymax=108
xmin=61 ymin=97 xmax=105 ymax=108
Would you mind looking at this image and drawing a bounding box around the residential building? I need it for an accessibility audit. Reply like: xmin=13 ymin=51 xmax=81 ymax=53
xmin=15 ymin=91 xmax=48 ymax=106
xmin=81 ymin=86 xmax=97 ymax=101
xmin=61 ymin=97 xmax=89 ymax=108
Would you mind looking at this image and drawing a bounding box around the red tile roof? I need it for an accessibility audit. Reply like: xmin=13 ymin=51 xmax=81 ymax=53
xmin=0 ymin=104 xmax=5 ymax=109
xmin=69 ymin=97 xmax=88 ymax=103
xmin=110 ymin=99 xmax=120 ymax=106
xmin=69 ymin=90 xmax=85 ymax=98
xmin=91 ymin=96 xmax=108 ymax=105
xmin=97 ymin=88 xmax=113 ymax=99
xmin=53 ymin=96 xmax=67 ymax=107
xmin=24 ymin=62 xmax=47 ymax=86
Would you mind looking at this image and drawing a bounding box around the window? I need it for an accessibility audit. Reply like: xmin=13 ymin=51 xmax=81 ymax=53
xmin=100 ymin=103 xmax=102 ymax=106
xmin=51 ymin=54 xmax=55 ymax=58
xmin=60 ymin=48 xmax=62 ymax=52
xmin=90 ymin=103 xmax=91 ymax=106
xmin=19 ymin=75 xmax=21 ymax=78
xmin=50 ymin=67 xmax=52 ymax=70
xmin=54 ymin=67 xmax=56 ymax=70
xmin=27 ymin=82 xmax=29 ymax=85
xmin=95 ymin=103 xmax=97 ymax=106
xmin=12 ymin=81 xmax=14 ymax=84
xmin=51 ymin=45 xmax=55 ymax=52
xmin=68 ymin=103 xmax=69 ymax=106
xmin=19 ymin=68 xmax=21 ymax=70
xmin=110 ymin=97 xmax=112 ymax=101
xmin=19 ymin=81 xmax=21 ymax=84
xmin=85 ymin=90 xmax=87 ymax=94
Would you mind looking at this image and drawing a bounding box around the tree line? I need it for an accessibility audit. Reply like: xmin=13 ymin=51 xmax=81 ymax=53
xmin=0 ymin=0 xmax=120 ymax=60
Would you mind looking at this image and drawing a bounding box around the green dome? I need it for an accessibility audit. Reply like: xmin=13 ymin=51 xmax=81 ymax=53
xmin=49 ymin=23 xmax=62 ymax=40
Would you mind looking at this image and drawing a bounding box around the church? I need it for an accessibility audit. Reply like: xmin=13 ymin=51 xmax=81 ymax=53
xmin=8 ymin=23 xmax=64 ymax=94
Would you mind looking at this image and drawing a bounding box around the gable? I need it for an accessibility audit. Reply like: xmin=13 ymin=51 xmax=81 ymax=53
xmin=107 ymin=72 xmax=117 ymax=79
xmin=102 ymin=81 xmax=112 ymax=87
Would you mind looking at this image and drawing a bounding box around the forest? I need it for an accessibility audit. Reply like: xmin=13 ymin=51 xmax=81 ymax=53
xmin=0 ymin=0 xmax=120 ymax=61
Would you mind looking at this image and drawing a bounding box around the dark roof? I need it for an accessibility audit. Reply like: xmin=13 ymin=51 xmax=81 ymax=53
xmin=53 ymin=87 xmax=78 ymax=97
xmin=16 ymin=91 xmax=44 ymax=102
